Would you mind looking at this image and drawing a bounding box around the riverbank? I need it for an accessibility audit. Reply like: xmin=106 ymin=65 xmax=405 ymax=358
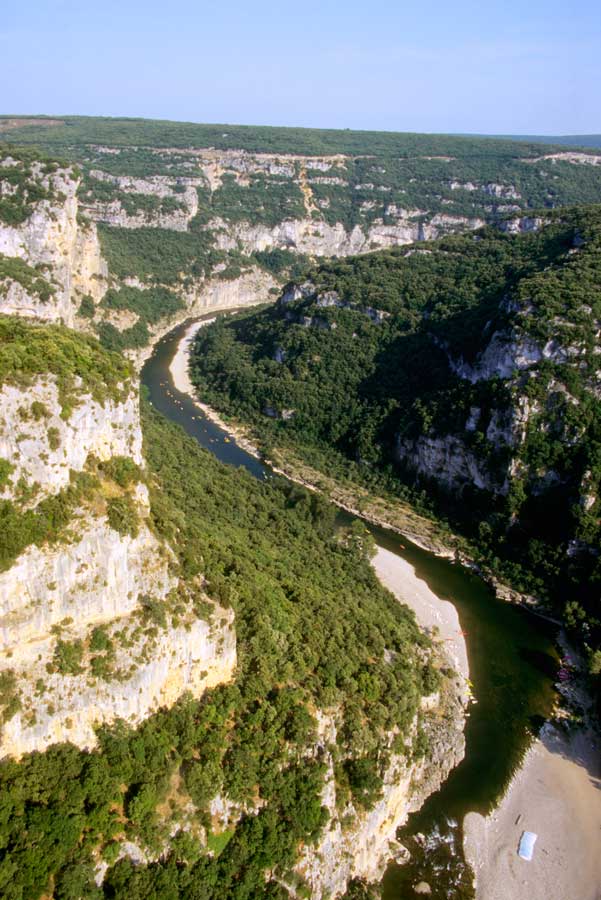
xmin=170 ymin=320 xmax=457 ymax=555
xmin=464 ymin=716 xmax=601 ymax=900
xmin=170 ymin=319 xmax=266 ymax=460
xmin=129 ymin=268 xmax=275 ymax=371
xmin=372 ymin=547 xmax=469 ymax=696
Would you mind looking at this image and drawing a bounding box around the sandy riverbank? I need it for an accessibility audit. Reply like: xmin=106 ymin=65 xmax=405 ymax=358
xmin=169 ymin=319 xmax=214 ymax=396
xmin=372 ymin=547 xmax=469 ymax=691
xmin=464 ymin=719 xmax=601 ymax=900
xmin=372 ymin=550 xmax=601 ymax=900
xmin=169 ymin=319 xmax=264 ymax=459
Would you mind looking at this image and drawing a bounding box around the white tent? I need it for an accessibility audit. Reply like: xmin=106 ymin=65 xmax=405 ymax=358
xmin=518 ymin=831 xmax=538 ymax=861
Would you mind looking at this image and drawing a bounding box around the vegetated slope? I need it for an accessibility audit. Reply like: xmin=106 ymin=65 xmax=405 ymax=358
xmin=0 ymin=398 xmax=459 ymax=900
xmin=0 ymin=141 xmax=278 ymax=357
xmin=191 ymin=206 xmax=601 ymax=684
xmin=0 ymin=140 xmax=467 ymax=899
xmin=4 ymin=115 xmax=601 ymax=230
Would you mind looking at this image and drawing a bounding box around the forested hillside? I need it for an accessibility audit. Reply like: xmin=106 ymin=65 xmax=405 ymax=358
xmin=0 ymin=395 xmax=457 ymax=900
xmin=0 ymin=114 xmax=591 ymax=156
xmin=191 ymin=207 xmax=601 ymax=686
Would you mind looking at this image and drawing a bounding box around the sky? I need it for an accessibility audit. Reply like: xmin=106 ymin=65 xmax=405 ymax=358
xmin=2 ymin=0 xmax=600 ymax=135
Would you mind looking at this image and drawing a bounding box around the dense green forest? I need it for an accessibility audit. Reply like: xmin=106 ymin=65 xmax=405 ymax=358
xmin=190 ymin=208 xmax=601 ymax=689
xmin=0 ymin=316 xmax=132 ymax=405
xmin=0 ymin=396 xmax=443 ymax=900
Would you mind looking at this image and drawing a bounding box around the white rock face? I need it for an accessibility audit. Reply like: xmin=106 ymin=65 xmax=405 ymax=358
xmin=0 ymin=278 xmax=47 ymax=320
xmin=449 ymin=331 xmax=573 ymax=383
xmin=482 ymin=183 xmax=521 ymax=199
xmin=294 ymin=695 xmax=465 ymax=899
xmin=192 ymin=149 xmax=344 ymax=191
xmin=499 ymin=215 xmax=547 ymax=234
xmin=208 ymin=213 xmax=484 ymax=258
xmin=450 ymin=181 xmax=478 ymax=192
xmin=84 ymin=171 xmax=203 ymax=231
xmin=0 ymin=363 xmax=237 ymax=759
xmin=524 ymin=151 xmax=601 ymax=166
xmin=396 ymin=434 xmax=503 ymax=494
xmin=0 ymin=376 xmax=142 ymax=503
xmin=185 ymin=267 xmax=278 ymax=314
xmin=129 ymin=267 xmax=279 ymax=370
xmin=1 ymin=600 xmax=236 ymax=758
xmin=71 ymin=219 xmax=108 ymax=304
xmin=296 ymin=740 xmax=416 ymax=895
xmin=0 ymin=505 xmax=170 ymax=652
xmin=0 ymin=165 xmax=107 ymax=324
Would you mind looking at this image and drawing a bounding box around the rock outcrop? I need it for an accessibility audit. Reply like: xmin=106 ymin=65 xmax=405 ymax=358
xmin=0 ymin=159 xmax=107 ymax=323
xmin=129 ymin=266 xmax=279 ymax=369
xmin=294 ymin=686 xmax=465 ymax=898
xmin=396 ymin=433 xmax=505 ymax=495
xmin=0 ymin=375 xmax=141 ymax=503
xmin=208 ymin=213 xmax=485 ymax=258
xmin=83 ymin=170 xmax=202 ymax=231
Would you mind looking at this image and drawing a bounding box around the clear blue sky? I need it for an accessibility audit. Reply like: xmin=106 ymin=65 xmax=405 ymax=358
xmin=3 ymin=0 xmax=599 ymax=134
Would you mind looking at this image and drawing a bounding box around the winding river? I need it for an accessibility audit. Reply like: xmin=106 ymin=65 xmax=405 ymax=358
xmin=141 ymin=315 xmax=558 ymax=900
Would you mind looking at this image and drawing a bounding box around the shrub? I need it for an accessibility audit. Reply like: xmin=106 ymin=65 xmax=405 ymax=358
xmin=47 ymin=426 xmax=60 ymax=450
xmin=0 ymin=458 xmax=13 ymax=489
xmin=106 ymin=495 xmax=139 ymax=537
xmin=100 ymin=456 xmax=141 ymax=488
xmin=78 ymin=295 xmax=96 ymax=318
xmin=53 ymin=639 xmax=85 ymax=675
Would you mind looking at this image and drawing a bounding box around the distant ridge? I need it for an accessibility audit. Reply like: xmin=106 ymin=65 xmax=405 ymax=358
xmin=479 ymin=134 xmax=601 ymax=149
xmin=2 ymin=114 xmax=600 ymax=158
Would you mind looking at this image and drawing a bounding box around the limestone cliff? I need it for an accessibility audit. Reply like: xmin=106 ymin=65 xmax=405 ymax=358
xmin=0 ymin=318 xmax=236 ymax=759
xmin=129 ymin=267 xmax=279 ymax=369
xmin=83 ymin=170 xmax=201 ymax=231
xmin=0 ymin=154 xmax=107 ymax=323
xmin=207 ymin=211 xmax=485 ymax=258
xmin=0 ymin=150 xmax=240 ymax=759
xmin=82 ymin=164 xmax=486 ymax=260
xmin=0 ymin=375 xmax=141 ymax=504
xmin=292 ymin=686 xmax=465 ymax=899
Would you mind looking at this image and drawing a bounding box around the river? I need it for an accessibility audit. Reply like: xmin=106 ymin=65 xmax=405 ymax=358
xmin=141 ymin=316 xmax=558 ymax=900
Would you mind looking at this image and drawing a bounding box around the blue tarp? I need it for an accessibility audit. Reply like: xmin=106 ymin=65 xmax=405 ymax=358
xmin=518 ymin=831 xmax=538 ymax=860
